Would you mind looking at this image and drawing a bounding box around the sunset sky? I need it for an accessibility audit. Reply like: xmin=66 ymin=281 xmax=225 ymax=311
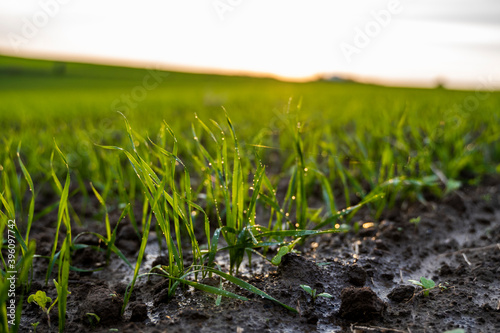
xmin=1 ymin=0 xmax=499 ymax=89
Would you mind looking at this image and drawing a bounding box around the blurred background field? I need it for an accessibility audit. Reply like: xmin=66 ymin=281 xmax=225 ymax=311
xmin=2 ymin=54 xmax=499 ymax=177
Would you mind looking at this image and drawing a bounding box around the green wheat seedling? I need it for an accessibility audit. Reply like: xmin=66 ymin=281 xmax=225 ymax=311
xmin=192 ymin=111 xmax=251 ymax=273
xmin=45 ymin=141 xmax=72 ymax=285
xmin=192 ymin=111 xmax=315 ymax=273
xmin=87 ymin=183 xmax=132 ymax=267
xmin=98 ymin=114 xmax=206 ymax=314
xmin=105 ymin=114 xmax=346 ymax=312
xmin=409 ymin=277 xmax=450 ymax=298
xmin=409 ymin=216 xmax=421 ymax=229
xmin=50 ymin=143 xmax=72 ymax=333
xmin=291 ymin=108 xmax=308 ymax=230
xmin=31 ymin=322 xmax=39 ymax=332
xmin=147 ymin=265 xmax=297 ymax=312
xmin=300 ymin=284 xmax=333 ymax=301
xmin=85 ymin=313 xmax=100 ymax=328
xmin=16 ymin=143 xmax=35 ymax=244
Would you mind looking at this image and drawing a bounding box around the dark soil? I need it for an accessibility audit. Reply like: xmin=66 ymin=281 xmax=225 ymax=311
xmin=16 ymin=178 xmax=500 ymax=332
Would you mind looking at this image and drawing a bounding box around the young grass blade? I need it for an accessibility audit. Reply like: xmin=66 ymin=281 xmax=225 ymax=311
xmin=247 ymin=163 xmax=266 ymax=226
xmin=118 ymin=112 xmax=140 ymax=157
xmin=16 ymin=143 xmax=35 ymax=243
xmin=333 ymin=156 xmax=351 ymax=207
xmin=46 ymin=170 xmax=71 ymax=284
xmin=311 ymin=168 xmax=337 ymax=216
xmin=89 ymin=183 xmax=111 ymax=242
xmin=313 ymin=192 xmax=385 ymax=230
xmin=255 ymin=229 xmax=336 ymax=238
xmin=107 ymin=203 xmax=131 ymax=266
xmin=33 ymin=201 xmax=60 ymax=222
xmin=9 ymin=223 xmax=29 ymax=255
xmin=166 ymin=276 xmax=248 ymax=301
xmin=205 ymin=267 xmax=298 ymax=313
xmin=121 ymin=212 xmax=152 ymax=315
xmin=0 ymin=191 xmax=15 ymax=220
xmin=72 ymin=232 xmax=132 ymax=269
xmin=57 ymin=235 xmax=71 ymax=332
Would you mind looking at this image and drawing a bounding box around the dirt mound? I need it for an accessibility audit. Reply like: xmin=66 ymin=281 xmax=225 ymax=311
xmin=339 ymin=287 xmax=386 ymax=320
xmin=80 ymin=285 xmax=123 ymax=326
xmin=18 ymin=180 xmax=500 ymax=332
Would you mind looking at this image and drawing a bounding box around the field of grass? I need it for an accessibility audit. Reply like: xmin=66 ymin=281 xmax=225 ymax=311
xmin=1 ymin=55 xmax=499 ymax=331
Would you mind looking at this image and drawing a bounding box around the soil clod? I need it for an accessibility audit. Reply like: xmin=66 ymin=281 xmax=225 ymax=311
xmin=387 ymin=285 xmax=415 ymax=303
xmin=277 ymin=253 xmax=320 ymax=286
xmin=152 ymin=256 xmax=169 ymax=267
xmin=129 ymin=302 xmax=148 ymax=322
xmin=339 ymin=287 xmax=386 ymax=321
xmin=347 ymin=264 xmax=367 ymax=286
xmin=80 ymin=285 xmax=123 ymax=326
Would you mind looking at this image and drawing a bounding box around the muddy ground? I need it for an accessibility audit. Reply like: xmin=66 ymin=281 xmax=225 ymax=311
xmin=15 ymin=177 xmax=500 ymax=333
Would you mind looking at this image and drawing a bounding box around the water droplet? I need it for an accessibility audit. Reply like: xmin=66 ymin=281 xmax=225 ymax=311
xmin=292 ymin=196 xmax=296 ymax=200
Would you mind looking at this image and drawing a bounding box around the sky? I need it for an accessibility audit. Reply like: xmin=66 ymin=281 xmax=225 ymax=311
xmin=0 ymin=0 xmax=499 ymax=89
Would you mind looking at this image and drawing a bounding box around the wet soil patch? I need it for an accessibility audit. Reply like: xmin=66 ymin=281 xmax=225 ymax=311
xmin=17 ymin=179 xmax=500 ymax=332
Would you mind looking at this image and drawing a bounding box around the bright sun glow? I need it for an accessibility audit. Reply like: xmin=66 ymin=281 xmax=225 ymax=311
xmin=0 ymin=0 xmax=499 ymax=88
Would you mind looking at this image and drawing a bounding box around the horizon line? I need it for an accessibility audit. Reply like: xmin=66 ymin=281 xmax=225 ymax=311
xmin=0 ymin=48 xmax=498 ymax=92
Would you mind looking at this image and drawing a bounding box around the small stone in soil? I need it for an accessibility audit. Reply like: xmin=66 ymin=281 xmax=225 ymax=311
xmin=339 ymin=287 xmax=386 ymax=321
xmin=387 ymin=285 xmax=415 ymax=302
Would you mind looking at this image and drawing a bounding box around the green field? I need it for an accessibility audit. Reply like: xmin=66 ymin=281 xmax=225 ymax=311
xmin=1 ymin=55 xmax=499 ymax=331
